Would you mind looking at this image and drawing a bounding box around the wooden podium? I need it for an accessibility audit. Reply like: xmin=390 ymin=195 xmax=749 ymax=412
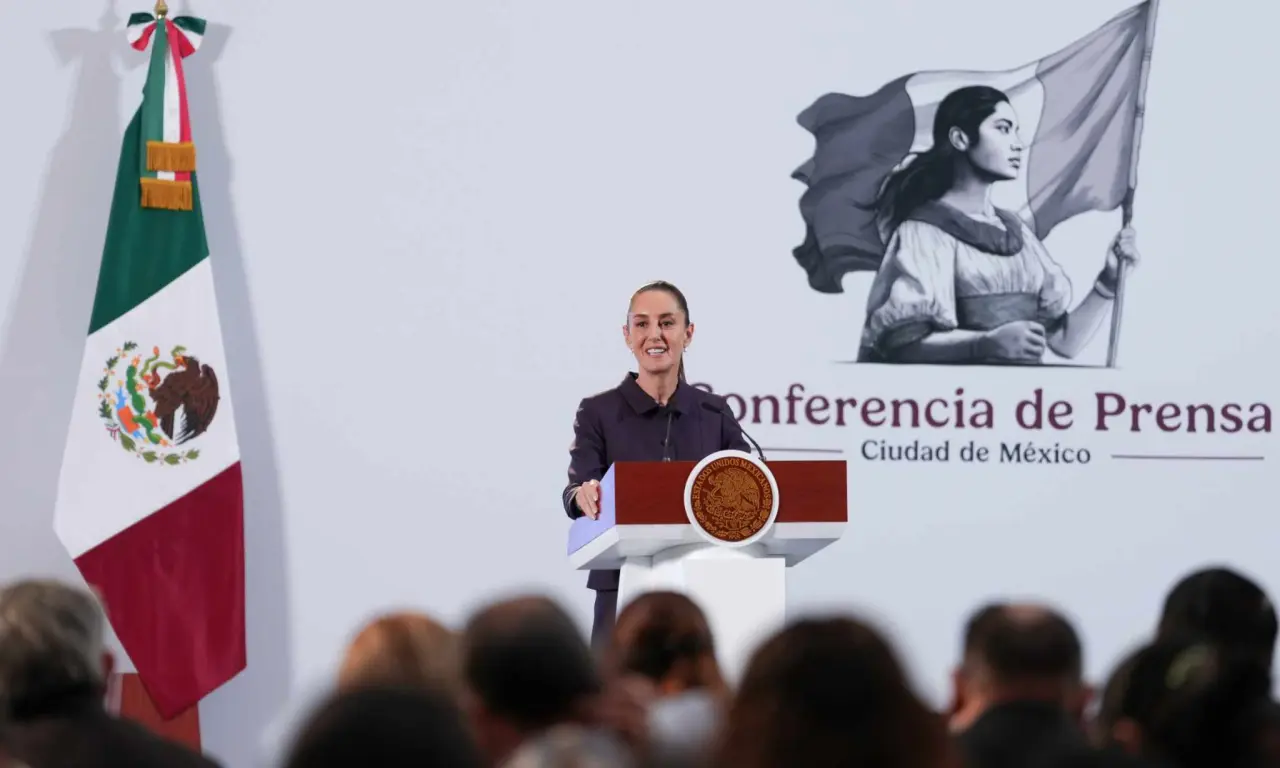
xmin=567 ymin=451 xmax=847 ymax=681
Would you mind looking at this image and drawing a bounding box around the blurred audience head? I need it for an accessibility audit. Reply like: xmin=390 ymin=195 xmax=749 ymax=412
xmin=607 ymin=591 xmax=723 ymax=696
xmin=1091 ymin=646 xmax=1141 ymax=747
xmin=1158 ymin=566 xmax=1277 ymax=670
xmin=608 ymin=592 xmax=725 ymax=767
xmin=0 ymin=579 xmax=112 ymax=719
xmin=1106 ymin=633 xmax=1275 ymax=768
xmin=283 ymin=685 xmax=483 ymax=768
xmin=337 ymin=610 xmax=458 ymax=695
xmin=950 ymin=601 xmax=1087 ymax=731
xmin=713 ymin=616 xmax=952 ymax=768
xmin=460 ymin=595 xmax=601 ymax=765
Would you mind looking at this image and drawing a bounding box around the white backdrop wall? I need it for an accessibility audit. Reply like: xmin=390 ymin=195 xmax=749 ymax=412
xmin=1 ymin=1 xmax=1277 ymax=766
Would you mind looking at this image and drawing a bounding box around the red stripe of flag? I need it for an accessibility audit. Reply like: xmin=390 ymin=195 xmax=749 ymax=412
xmin=165 ymin=20 xmax=193 ymax=184
xmin=76 ymin=463 xmax=246 ymax=719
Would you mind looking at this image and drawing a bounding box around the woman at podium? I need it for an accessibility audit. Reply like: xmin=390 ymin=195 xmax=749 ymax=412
xmin=561 ymin=281 xmax=751 ymax=649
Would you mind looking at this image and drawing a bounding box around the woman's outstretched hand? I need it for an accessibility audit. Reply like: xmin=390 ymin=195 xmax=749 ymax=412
xmin=574 ymin=479 xmax=601 ymax=520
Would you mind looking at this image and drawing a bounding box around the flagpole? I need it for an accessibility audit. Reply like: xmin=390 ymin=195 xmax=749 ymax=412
xmin=1105 ymin=0 xmax=1160 ymax=368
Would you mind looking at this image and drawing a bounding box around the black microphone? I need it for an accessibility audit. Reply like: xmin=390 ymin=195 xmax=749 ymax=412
xmin=660 ymin=407 xmax=675 ymax=461
xmin=701 ymin=401 xmax=767 ymax=462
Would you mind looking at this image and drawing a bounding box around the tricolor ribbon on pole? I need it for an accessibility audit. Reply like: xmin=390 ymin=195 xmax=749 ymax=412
xmin=125 ymin=3 xmax=206 ymax=211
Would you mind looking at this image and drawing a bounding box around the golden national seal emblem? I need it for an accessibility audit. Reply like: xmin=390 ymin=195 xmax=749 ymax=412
xmin=684 ymin=450 xmax=780 ymax=546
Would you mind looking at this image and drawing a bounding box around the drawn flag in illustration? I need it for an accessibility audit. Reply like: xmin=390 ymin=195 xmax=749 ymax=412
xmin=53 ymin=7 xmax=244 ymax=719
xmin=792 ymin=1 xmax=1156 ymax=293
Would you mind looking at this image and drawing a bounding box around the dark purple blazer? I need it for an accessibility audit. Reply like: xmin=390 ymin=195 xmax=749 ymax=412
xmin=562 ymin=373 xmax=751 ymax=591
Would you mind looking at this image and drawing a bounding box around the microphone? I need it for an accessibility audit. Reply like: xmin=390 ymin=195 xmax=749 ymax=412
xmin=660 ymin=407 xmax=675 ymax=462
xmin=701 ymin=401 xmax=767 ymax=462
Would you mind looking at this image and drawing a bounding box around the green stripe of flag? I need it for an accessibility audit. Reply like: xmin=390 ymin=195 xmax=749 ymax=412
xmin=126 ymin=12 xmax=155 ymax=27
xmin=88 ymin=109 xmax=208 ymax=335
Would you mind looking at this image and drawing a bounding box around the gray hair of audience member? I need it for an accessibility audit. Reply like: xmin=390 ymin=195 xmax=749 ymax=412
xmin=0 ymin=580 xmax=107 ymax=716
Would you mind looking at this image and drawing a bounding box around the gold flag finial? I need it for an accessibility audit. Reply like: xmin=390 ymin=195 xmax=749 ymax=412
xmin=155 ymin=0 xmax=168 ymax=18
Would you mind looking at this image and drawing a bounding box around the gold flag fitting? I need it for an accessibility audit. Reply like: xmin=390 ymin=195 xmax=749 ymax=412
xmin=146 ymin=141 xmax=197 ymax=173
xmin=155 ymin=1 xmax=169 ymax=18
xmin=140 ymin=178 xmax=193 ymax=211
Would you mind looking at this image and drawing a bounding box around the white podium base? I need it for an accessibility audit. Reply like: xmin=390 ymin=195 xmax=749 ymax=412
xmin=617 ymin=543 xmax=785 ymax=685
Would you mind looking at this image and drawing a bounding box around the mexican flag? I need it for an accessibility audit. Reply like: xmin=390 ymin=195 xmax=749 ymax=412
xmin=54 ymin=9 xmax=244 ymax=719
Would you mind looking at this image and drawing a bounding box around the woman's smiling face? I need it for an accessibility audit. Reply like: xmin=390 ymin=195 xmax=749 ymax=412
xmin=624 ymin=289 xmax=692 ymax=377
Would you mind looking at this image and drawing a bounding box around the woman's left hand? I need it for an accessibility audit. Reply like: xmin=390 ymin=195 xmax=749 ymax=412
xmin=1103 ymin=226 xmax=1140 ymax=282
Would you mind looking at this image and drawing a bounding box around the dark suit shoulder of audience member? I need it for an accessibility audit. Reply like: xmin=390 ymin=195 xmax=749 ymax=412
xmin=1037 ymin=745 xmax=1161 ymax=768
xmin=4 ymin=690 xmax=220 ymax=768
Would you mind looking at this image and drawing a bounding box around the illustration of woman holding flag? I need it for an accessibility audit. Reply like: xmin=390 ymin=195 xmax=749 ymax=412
xmin=857 ymin=85 xmax=1140 ymax=365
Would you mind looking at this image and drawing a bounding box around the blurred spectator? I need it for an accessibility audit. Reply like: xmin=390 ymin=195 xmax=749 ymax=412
xmin=1243 ymin=699 xmax=1280 ymax=766
xmin=460 ymin=595 xmax=631 ymax=767
xmin=1105 ymin=634 xmax=1276 ymax=768
xmin=1157 ymin=567 xmax=1277 ymax=670
xmin=949 ymin=602 xmax=1092 ymax=768
xmin=502 ymin=723 xmax=636 ymax=768
xmin=0 ymin=579 xmax=218 ymax=768
xmin=337 ymin=610 xmax=458 ymax=694
xmin=712 ymin=616 xmax=953 ymax=768
xmin=259 ymin=609 xmax=459 ymax=767
xmin=1090 ymin=646 xmax=1141 ymax=748
xmin=282 ymin=685 xmax=483 ymax=768
xmin=606 ymin=591 xmax=725 ymax=766
xmin=607 ymin=592 xmax=724 ymax=698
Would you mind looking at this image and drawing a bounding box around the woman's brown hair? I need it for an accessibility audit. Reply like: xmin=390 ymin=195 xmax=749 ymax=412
xmin=606 ymin=591 xmax=724 ymax=696
xmin=712 ymin=616 xmax=954 ymax=768
xmin=337 ymin=611 xmax=458 ymax=695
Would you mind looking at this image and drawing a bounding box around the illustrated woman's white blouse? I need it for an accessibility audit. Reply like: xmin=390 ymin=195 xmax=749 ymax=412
xmin=860 ymin=213 xmax=1074 ymax=357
